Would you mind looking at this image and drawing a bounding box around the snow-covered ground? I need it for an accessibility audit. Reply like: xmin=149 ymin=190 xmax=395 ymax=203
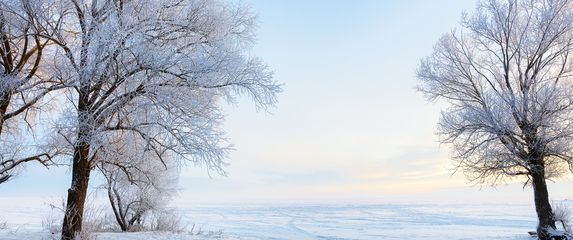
xmin=0 ymin=198 xmax=553 ymax=239
xmin=180 ymin=203 xmax=539 ymax=240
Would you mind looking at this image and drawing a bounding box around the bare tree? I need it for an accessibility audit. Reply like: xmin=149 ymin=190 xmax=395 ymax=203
xmin=42 ymin=0 xmax=280 ymax=239
xmin=0 ymin=0 xmax=68 ymax=183
xmin=417 ymin=0 xmax=573 ymax=239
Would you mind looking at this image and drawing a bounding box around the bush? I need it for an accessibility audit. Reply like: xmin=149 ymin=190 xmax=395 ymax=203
xmin=0 ymin=219 xmax=7 ymax=230
xmin=98 ymin=155 xmax=179 ymax=232
xmin=149 ymin=209 xmax=186 ymax=233
xmin=554 ymin=201 xmax=572 ymax=233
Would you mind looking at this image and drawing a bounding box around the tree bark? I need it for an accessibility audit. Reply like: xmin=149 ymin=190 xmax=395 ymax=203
xmin=61 ymin=142 xmax=91 ymax=240
xmin=531 ymin=163 xmax=557 ymax=240
xmin=61 ymin=65 xmax=93 ymax=239
xmin=61 ymin=86 xmax=92 ymax=240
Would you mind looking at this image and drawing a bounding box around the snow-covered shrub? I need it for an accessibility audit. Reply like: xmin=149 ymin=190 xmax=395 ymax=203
xmin=554 ymin=201 xmax=573 ymax=233
xmin=80 ymin=203 xmax=108 ymax=238
xmin=98 ymin=146 xmax=180 ymax=232
xmin=149 ymin=209 xmax=186 ymax=233
xmin=0 ymin=219 xmax=6 ymax=230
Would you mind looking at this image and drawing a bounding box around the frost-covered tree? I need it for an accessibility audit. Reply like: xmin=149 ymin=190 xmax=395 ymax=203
xmin=0 ymin=0 xmax=67 ymax=184
xmin=417 ymin=0 xmax=573 ymax=239
xmin=98 ymin=145 xmax=179 ymax=232
xmin=44 ymin=0 xmax=280 ymax=239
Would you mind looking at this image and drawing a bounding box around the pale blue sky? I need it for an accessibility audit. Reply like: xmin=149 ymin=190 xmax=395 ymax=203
xmin=3 ymin=0 xmax=573 ymax=204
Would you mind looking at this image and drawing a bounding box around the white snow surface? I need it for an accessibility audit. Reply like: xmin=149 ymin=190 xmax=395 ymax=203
xmin=0 ymin=198 xmax=557 ymax=239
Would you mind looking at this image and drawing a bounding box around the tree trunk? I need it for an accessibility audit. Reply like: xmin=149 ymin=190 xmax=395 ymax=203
xmin=531 ymin=163 xmax=557 ymax=240
xmin=61 ymin=76 xmax=92 ymax=239
xmin=61 ymin=142 xmax=91 ymax=240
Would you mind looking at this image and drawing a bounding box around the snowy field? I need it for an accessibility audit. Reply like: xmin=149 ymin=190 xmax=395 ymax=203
xmin=180 ymin=203 xmax=539 ymax=240
xmin=0 ymin=198 xmax=553 ymax=239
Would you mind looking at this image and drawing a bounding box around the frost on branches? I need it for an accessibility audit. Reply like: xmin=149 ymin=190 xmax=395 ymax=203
xmin=41 ymin=0 xmax=281 ymax=239
xmin=417 ymin=0 xmax=573 ymax=239
xmin=0 ymin=0 xmax=67 ymax=184
xmin=97 ymin=138 xmax=180 ymax=232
